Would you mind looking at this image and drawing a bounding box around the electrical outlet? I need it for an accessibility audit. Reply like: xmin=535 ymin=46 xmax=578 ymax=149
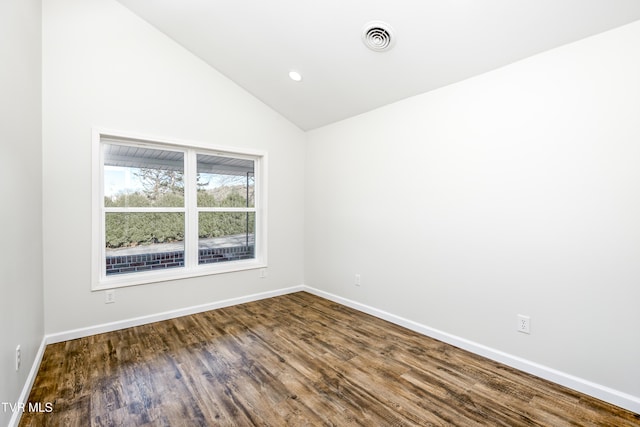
xmin=259 ymin=268 xmax=267 ymax=279
xmin=354 ymin=274 xmax=361 ymax=287
xmin=16 ymin=345 xmax=21 ymax=371
xmin=105 ymin=290 xmax=115 ymax=304
xmin=517 ymin=314 xmax=530 ymax=334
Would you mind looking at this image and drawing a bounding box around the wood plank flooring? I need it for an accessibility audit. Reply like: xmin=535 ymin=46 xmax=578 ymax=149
xmin=20 ymin=292 xmax=640 ymax=426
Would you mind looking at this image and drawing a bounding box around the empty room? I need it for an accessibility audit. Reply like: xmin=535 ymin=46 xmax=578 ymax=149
xmin=2 ymin=0 xmax=640 ymax=425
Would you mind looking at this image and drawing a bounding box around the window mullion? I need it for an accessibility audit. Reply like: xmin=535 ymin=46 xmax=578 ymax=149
xmin=196 ymin=207 xmax=256 ymax=213
xmin=185 ymin=150 xmax=199 ymax=269
xmin=104 ymin=207 xmax=185 ymax=213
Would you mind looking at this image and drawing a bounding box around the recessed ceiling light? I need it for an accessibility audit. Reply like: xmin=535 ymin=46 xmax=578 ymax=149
xmin=288 ymin=70 xmax=303 ymax=82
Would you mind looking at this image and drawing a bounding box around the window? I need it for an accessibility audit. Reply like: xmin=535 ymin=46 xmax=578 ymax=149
xmin=92 ymin=130 xmax=266 ymax=289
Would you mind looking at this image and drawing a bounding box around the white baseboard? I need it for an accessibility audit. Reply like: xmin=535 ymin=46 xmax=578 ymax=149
xmin=18 ymin=284 xmax=639 ymax=421
xmin=302 ymin=286 xmax=640 ymax=415
xmin=9 ymin=336 xmax=47 ymax=427
xmin=46 ymin=285 xmax=305 ymax=344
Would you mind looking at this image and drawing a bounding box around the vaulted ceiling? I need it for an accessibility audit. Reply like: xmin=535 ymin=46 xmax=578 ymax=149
xmin=116 ymin=1 xmax=640 ymax=130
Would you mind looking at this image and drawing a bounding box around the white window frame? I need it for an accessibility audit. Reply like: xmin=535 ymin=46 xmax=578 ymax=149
xmin=91 ymin=128 xmax=267 ymax=290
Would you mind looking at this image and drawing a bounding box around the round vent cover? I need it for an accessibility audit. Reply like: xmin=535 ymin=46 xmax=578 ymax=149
xmin=362 ymin=21 xmax=395 ymax=52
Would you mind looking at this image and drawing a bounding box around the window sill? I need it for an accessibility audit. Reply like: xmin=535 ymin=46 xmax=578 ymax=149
xmin=92 ymin=259 xmax=267 ymax=291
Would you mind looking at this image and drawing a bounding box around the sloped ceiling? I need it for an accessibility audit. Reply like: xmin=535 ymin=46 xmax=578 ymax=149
xmin=117 ymin=0 xmax=640 ymax=130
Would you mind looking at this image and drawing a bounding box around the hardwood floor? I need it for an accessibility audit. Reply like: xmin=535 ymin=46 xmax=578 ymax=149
xmin=21 ymin=292 xmax=640 ymax=426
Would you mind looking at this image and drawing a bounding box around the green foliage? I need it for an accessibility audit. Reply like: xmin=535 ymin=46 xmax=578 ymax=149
xmin=105 ymin=192 xmax=151 ymax=208
xmin=156 ymin=192 xmax=185 ymax=207
xmin=105 ymin=190 xmax=254 ymax=248
xmin=197 ymin=191 xmax=216 ymax=207
xmin=105 ymin=190 xmax=184 ymax=208
xmin=196 ymin=187 xmax=252 ymax=208
xmin=198 ymin=212 xmax=255 ymax=239
xmin=219 ymin=192 xmax=248 ymax=208
xmin=105 ymin=213 xmax=185 ymax=248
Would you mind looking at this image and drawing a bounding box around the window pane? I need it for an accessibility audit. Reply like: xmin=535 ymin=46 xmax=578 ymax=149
xmin=197 ymin=154 xmax=254 ymax=208
xmin=105 ymin=212 xmax=184 ymax=275
xmin=104 ymin=144 xmax=184 ymax=208
xmin=199 ymin=212 xmax=255 ymax=264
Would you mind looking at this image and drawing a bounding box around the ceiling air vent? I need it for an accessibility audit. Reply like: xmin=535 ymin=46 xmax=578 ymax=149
xmin=362 ymin=21 xmax=395 ymax=52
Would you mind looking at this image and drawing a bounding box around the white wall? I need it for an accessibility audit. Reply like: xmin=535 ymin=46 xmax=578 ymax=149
xmin=306 ymin=20 xmax=640 ymax=401
xmin=0 ymin=0 xmax=44 ymax=425
xmin=42 ymin=0 xmax=305 ymax=333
